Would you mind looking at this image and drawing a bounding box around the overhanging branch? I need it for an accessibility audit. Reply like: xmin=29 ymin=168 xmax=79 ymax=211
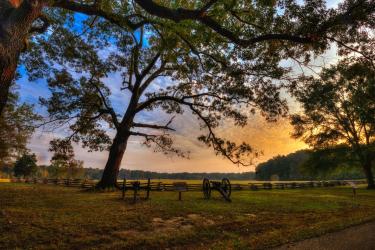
xmin=132 ymin=120 xmax=175 ymax=131
xmin=53 ymin=0 xmax=148 ymax=31
xmin=134 ymin=0 xmax=375 ymax=47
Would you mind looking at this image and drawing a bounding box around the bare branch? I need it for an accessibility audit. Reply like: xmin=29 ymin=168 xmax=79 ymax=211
xmin=135 ymin=93 xmax=253 ymax=165
xmin=132 ymin=116 xmax=176 ymax=131
xmin=129 ymin=131 xmax=157 ymax=138
xmin=137 ymin=51 xmax=161 ymax=86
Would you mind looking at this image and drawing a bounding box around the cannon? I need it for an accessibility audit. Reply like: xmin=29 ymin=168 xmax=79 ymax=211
xmin=202 ymin=178 xmax=232 ymax=202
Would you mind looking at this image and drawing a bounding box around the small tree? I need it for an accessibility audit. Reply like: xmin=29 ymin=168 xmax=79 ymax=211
xmin=291 ymin=58 xmax=375 ymax=188
xmin=14 ymin=152 xmax=38 ymax=177
xmin=49 ymin=139 xmax=85 ymax=179
xmin=0 ymin=86 xmax=40 ymax=165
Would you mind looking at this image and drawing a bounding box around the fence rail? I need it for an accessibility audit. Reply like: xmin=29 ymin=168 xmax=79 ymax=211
xmin=10 ymin=178 xmax=367 ymax=191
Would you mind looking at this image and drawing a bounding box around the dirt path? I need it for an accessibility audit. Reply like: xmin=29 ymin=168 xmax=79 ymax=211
xmin=274 ymin=221 xmax=375 ymax=250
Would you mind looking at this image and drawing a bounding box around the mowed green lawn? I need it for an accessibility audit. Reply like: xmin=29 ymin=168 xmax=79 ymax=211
xmin=1 ymin=183 xmax=375 ymax=249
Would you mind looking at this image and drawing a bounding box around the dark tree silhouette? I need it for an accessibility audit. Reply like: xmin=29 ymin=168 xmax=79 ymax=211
xmin=291 ymin=58 xmax=375 ymax=189
xmin=13 ymin=152 xmax=37 ymax=177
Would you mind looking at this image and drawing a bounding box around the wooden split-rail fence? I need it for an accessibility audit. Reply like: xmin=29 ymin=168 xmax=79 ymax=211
xmin=10 ymin=178 xmax=97 ymax=188
xmin=10 ymin=177 xmax=367 ymax=191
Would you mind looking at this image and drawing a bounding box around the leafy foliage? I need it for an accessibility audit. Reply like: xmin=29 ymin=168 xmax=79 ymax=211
xmin=290 ymin=57 xmax=375 ymax=187
xmin=48 ymin=139 xmax=85 ymax=179
xmin=256 ymin=150 xmax=310 ymax=180
xmin=290 ymin=58 xmax=375 ymax=150
xmin=0 ymin=87 xmax=40 ymax=166
xmin=13 ymin=152 xmax=38 ymax=177
xmin=255 ymin=148 xmax=368 ymax=180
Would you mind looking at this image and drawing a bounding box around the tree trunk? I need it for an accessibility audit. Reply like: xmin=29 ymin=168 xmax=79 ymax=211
xmin=363 ymin=160 xmax=375 ymax=189
xmin=97 ymin=132 xmax=130 ymax=189
xmin=0 ymin=0 xmax=42 ymax=116
xmin=0 ymin=62 xmax=16 ymax=116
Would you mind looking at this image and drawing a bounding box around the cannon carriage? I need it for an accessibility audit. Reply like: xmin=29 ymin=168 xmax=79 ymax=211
xmin=202 ymin=178 xmax=232 ymax=202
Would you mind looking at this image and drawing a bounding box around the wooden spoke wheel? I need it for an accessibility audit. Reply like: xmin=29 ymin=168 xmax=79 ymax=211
xmin=202 ymin=178 xmax=211 ymax=199
xmin=221 ymin=178 xmax=231 ymax=198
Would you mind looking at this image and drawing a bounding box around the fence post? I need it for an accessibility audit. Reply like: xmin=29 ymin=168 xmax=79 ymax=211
xmin=133 ymin=184 xmax=137 ymax=203
xmin=122 ymin=178 xmax=126 ymax=200
xmin=146 ymin=178 xmax=151 ymax=199
xmin=81 ymin=179 xmax=86 ymax=188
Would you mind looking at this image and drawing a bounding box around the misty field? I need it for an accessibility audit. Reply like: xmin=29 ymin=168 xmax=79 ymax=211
xmin=1 ymin=183 xmax=375 ymax=249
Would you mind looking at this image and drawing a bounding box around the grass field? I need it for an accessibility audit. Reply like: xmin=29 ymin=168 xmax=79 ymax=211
xmin=1 ymin=183 xmax=375 ymax=249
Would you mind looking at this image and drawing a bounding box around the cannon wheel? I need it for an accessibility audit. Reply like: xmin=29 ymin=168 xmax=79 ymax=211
xmin=202 ymin=178 xmax=211 ymax=199
xmin=221 ymin=178 xmax=231 ymax=198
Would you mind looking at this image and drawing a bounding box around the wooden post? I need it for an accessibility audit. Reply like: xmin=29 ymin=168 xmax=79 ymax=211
xmin=81 ymin=179 xmax=86 ymax=188
xmin=133 ymin=187 xmax=137 ymax=203
xmin=178 ymin=191 xmax=182 ymax=201
xmin=146 ymin=178 xmax=151 ymax=199
xmin=122 ymin=178 xmax=126 ymax=200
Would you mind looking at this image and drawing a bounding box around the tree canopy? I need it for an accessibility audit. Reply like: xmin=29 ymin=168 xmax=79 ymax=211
xmin=13 ymin=152 xmax=38 ymax=177
xmin=290 ymin=58 xmax=375 ymax=188
xmin=48 ymin=139 xmax=85 ymax=179
xmin=1 ymin=0 xmax=375 ymax=115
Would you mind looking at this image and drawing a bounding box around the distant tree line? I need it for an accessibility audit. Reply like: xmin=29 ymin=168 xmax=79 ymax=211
xmin=1 ymin=157 xmax=255 ymax=180
xmin=256 ymin=150 xmax=311 ymax=180
xmin=3 ymin=147 xmax=371 ymax=181
xmin=85 ymin=168 xmax=255 ymax=181
xmin=256 ymin=148 xmax=372 ymax=181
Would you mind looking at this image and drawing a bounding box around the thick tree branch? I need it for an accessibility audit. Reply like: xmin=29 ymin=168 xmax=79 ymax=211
xmin=138 ymin=59 xmax=166 ymax=94
xmin=89 ymin=79 xmax=120 ymax=129
xmin=134 ymin=0 xmax=313 ymax=46
xmin=53 ymin=0 xmax=148 ymax=30
xmin=134 ymin=0 xmax=375 ymax=47
xmin=137 ymin=51 xmax=161 ymax=86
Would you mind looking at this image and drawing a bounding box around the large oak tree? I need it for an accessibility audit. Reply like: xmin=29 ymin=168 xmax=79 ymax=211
xmin=1 ymin=0 xmax=375 ymax=116
xmin=41 ymin=24 xmax=289 ymax=188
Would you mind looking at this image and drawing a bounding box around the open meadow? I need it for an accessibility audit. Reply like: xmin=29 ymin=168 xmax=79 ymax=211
xmin=1 ymin=182 xmax=375 ymax=249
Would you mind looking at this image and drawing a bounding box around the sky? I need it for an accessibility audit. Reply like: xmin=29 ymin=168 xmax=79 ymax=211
xmin=17 ymin=0 xmax=343 ymax=173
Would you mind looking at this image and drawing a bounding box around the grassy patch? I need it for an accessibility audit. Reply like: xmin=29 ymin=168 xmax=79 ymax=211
xmin=1 ymin=183 xmax=375 ymax=249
